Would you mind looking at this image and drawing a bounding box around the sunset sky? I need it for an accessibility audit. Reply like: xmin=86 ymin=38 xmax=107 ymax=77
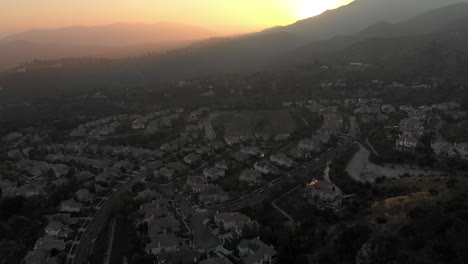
xmin=0 ymin=0 xmax=353 ymax=37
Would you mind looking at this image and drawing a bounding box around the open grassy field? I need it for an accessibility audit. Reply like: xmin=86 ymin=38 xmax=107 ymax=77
xmin=212 ymin=110 xmax=297 ymax=138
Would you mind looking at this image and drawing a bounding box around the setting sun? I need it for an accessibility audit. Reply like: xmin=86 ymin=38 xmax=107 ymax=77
xmin=298 ymin=0 xmax=353 ymax=19
xmin=299 ymin=0 xmax=329 ymax=18
xmin=0 ymin=0 xmax=354 ymax=37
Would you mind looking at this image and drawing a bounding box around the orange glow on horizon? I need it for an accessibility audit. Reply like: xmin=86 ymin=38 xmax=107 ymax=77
xmin=0 ymin=0 xmax=353 ymax=37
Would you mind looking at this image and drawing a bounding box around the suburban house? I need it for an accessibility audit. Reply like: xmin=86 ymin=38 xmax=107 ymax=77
xmin=381 ymin=104 xmax=396 ymax=114
xmin=60 ymin=199 xmax=82 ymax=213
xmin=454 ymin=143 xmax=468 ymax=159
xmin=298 ymin=138 xmax=320 ymax=153
xmin=312 ymin=133 xmax=331 ymax=145
xmin=145 ymin=120 xmax=159 ymax=134
xmin=237 ymin=238 xmax=277 ymax=264
xmin=215 ymin=160 xmax=229 ymax=170
xmin=210 ymin=141 xmax=226 ymax=151
xmin=0 ymin=179 xmax=17 ymax=197
xmin=51 ymin=164 xmax=70 ymax=178
xmin=239 ymin=169 xmax=264 ymax=186
xmin=196 ymin=146 xmax=212 ymax=156
xmin=132 ymin=117 xmax=148 ymax=130
xmin=254 ymin=160 xmax=278 ymax=175
xmin=399 ymin=118 xmax=425 ymax=137
xmin=15 ymin=184 xmax=44 ymax=197
xmin=44 ymin=221 xmax=64 ymax=237
xmin=167 ymin=162 xmax=188 ymax=173
xmin=431 ymin=142 xmax=456 ymax=157
xmin=305 ymin=179 xmax=342 ymax=210
xmin=148 ymin=216 xmax=181 ymax=234
xmin=225 ymin=135 xmax=242 ymax=146
xmin=142 ymin=206 xmax=173 ymax=222
xmin=24 ymin=250 xmax=47 ymax=264
xmin=270 ymin=152 xmax=294 ymax=168
xmin=72 ymin=171 xmax=94 ymax=184
xmin=254 ymin=132 xmax=271 ymax=141
xmin=273 ymin=134 xmax=290 ymax=142
xmin=95 ymin=172 xmax=111 ymax=184
xmin=199 ymin=257 xmax=228 ymax=264
xmin=214 ymin=212 xmax=255 ymax=237
xmin=287 ymin=148 xmax=302 ymax=159
xmin=140 ymin=198 xmax=170 ymax=211
xmin=432 ymin=102 xmax=461 ymax=111
xmin=399 ymin=105 xmax=414 ymax=112
xmin=135 ymin=190 xmax=160 ymax=203
xmin=396 ymin=134 xmax=419 ymax=151
xmin=160 ymin=141 xmax=179 ymax=152
xmin=199 ymin=185 xmax=230 ymax=206
xmin=186 ymin=175 xmax=205 ymax=190
xmin=408 ymin=108 xmax=430 ymax=120
xmin=154 ymin=167 xmax=175 ymax=181
xmin=318 ymin=119 xmax=342 ymax=135
xmin=34 ymin=236 xmax=65 ymax=251
xmin=232 ymin=152 xmax=251 ymax=163
xmin=184 ymin=153 xmax=201 ymax=165
xmin=240 ymin=146 xmax=262 ymax=156
xmin=203 ymin=167 xmax=226 ymax=181
xmin=75 ymin=188 xmax=93 ymax=203
xmin=146 ymin=233 xmax=180 ymax=255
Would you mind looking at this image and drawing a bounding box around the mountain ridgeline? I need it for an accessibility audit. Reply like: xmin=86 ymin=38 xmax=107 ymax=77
xmin=0 ymin=23 xmax=219 ymax=71
xmin=2 ymin=0 xmax=468 ymax=99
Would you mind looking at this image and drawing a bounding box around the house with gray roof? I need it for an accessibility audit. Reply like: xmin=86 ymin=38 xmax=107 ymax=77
xmin=237 ymin=238 xmax=277 ymax=264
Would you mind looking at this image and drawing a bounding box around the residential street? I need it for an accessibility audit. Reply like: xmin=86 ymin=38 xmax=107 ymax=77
xmin=72 ymin=171 xmax=146 ymax=264
xmin=177 ymin=194 xmax=220 ymax=250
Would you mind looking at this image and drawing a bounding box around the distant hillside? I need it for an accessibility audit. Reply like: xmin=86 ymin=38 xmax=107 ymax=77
xmin=0 ymin=22 xmax=220 ymax=71
xmin=3 ymin=2 xmax=468 ymax=99
xmin=0 ymin=40 xmax=197 ymax=71
xmin=285 ymin=3 xmax=468 ymax=65
xmin=1 ymin=22 xmax=219 ymax=46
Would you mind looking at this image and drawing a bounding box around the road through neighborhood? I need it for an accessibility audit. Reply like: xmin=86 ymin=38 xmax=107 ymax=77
xmin=72 ymin=171 xmax=145 ymax=264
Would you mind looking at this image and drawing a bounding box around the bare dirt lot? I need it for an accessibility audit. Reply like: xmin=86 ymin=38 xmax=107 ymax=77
xmin=346 ymin=144 xmax=442 ymax=182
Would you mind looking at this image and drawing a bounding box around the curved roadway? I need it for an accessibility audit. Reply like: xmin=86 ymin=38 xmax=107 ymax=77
xmin=72 ymin=172 xmax=145 ymax=264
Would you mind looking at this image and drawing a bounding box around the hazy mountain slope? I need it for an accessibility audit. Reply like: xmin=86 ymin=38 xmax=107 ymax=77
xmin=0 ymin=40 xmax=195 ymax=71
xmin=1 ymin=22 xmax=219 ymax=46
xmin=284 ymin=3 xmax=468 ymax=65
xmin=3 ymin=2 xmax=468 ymax=99
xmin=269 ymin=0 xmax=468 ymax=41
xmin=132 ymin=31 xmax=305 ymax=79
xmin=358 ymin=3 xmax=468 ymax=37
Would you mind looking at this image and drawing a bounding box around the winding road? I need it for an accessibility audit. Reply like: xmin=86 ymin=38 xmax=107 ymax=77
xmin=71 ymin=171 xmax=146 ymax=264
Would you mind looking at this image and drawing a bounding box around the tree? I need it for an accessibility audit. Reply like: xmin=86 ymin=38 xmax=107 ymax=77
xmin=132 ymin=182 xmax=147 ymax=193
xmin=47 ymin=168 xmax=57 ymax=179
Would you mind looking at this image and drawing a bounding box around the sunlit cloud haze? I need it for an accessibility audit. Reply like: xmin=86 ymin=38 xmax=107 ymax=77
xmin=0 ymin=0 xmax=353 ymax=37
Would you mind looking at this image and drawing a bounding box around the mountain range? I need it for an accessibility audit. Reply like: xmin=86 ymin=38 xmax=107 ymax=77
xmin=1 ymin=22 xmax=219 ymax=46
xmin=0 ymin=22 xmax=219 ymax=71
xmin=2 ymin=0 xmax=468 ymax=99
